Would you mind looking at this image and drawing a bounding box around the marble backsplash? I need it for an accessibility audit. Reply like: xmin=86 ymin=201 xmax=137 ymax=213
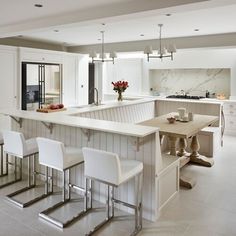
xmin=149 ymin=68 xmax=231 ymax=98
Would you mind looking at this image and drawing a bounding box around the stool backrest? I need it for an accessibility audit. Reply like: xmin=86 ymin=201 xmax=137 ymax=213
xmin=3 ymin=131 xmax=26 ymax=156
xmin=37 ymin=137 xmax=65 ymax=171
xmin=82 ymin=147 xmax=121 ymax=186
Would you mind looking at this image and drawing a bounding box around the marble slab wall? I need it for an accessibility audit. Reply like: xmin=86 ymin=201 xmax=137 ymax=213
xmin=149 ymin=68 xmax=231 ymax=97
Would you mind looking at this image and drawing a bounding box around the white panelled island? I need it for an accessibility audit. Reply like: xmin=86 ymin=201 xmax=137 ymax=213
xmin=0 ymin=97 xmax=223 ymax=222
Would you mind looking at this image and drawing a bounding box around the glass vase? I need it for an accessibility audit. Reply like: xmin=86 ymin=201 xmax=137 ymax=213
xmin=117 ymin=91 xmax=123 ymax=101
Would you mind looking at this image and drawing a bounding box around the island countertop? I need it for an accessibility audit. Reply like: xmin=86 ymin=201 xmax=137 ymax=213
xmin=0 ymin=107 xmax=159 ymax=138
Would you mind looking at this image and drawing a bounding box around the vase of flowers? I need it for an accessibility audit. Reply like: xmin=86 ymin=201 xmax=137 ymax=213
xmin=112 ymin=80 xmax=129 ymax=101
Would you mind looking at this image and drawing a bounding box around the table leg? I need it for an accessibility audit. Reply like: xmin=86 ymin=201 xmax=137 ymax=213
xmin=177 ymin=138 xmax=195 ymax=188
xmin=190 ymin=135 xmax=214 ymax=167
xmin=177 ymin=138 xmax=187 ymax=157
xmin=159 ymin=134 xmax=164 ymax=145
xmin=168 ymin=136 xmax=177 ymax=156
xmin=180 ymin=176 xmax=196 ymax=189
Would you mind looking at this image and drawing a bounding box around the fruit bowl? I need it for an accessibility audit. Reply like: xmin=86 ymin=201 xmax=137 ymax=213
xmin=167 ymin=117 xmax=176 ymax=124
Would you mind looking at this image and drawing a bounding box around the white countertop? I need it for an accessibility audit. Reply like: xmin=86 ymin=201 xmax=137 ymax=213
xmin=67 ymin=97 xmax=157 ymax=115
xmin=0 ymin=96 xmax=227 ymax=137
xmin=0 ymin=107 xmax=159 ymax=138
xmin=154 ymin=96 xmax=224 ymax=105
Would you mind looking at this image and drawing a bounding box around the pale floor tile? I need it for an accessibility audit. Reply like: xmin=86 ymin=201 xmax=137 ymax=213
xmin=0 ymin=135 xmax=235 ymax=235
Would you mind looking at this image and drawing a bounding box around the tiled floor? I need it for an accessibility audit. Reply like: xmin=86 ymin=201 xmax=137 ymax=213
xmin=0 ymin=135 xmax=235 ymax=236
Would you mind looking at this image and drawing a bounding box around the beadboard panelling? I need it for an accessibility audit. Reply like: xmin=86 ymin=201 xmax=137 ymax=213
xmin=12 ymin=118 xmax=158 ymax=221
xmin=76 ymin=101 xmax=155 ymax=124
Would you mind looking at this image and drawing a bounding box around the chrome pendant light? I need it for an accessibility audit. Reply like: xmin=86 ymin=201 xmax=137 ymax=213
xmin=90 ymin=31 xmax=117 ymax=64
xmin=144 ymin=24 xmax=176 ymax=61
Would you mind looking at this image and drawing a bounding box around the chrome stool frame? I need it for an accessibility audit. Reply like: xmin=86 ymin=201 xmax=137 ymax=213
xmin=85 ymin=172 xmax=143 ymax=236
xmin=39 ymin=163 xmax=91 ymax=228
xmin=2 ymin=131 xmax=53 ymax=208
xmin=6 ymin=153 xmax=53 ymax=208
xmin=0 ymin=142 xmax=8 ymax=177
xmin=37 ymin=137 xmax=90 ymax=228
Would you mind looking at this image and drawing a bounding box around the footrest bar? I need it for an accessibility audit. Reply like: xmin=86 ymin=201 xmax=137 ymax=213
xmin=0 ymin=178 xmax=21 ymax=189
xmin=113 ymin=198 xmax=137 ymax=209
xmin=6 ymin=186 xmax=52 ymax=208
xmin=39 ymin=200 xmax=90 ymax=228
xmin=69 ymin=183 xmax=85 ymax=193
xmin=86 ymin=217 xmax=113 ymax=236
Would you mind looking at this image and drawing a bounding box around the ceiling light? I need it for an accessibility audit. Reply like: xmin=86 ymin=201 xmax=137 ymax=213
xmin=54 ymin=29 xmax=59 ymax=32
xmin=34 ymin=4 xmax=43 ymax=7
xmin=89 ymin=31 xmax=117 ymax=64
xmin=165 ymin=13 xmax=172 ymax=16
xmin=194 ymin=29 xmax=200 ymax=31
xmin=144 ymin=24 xmax=176 ymax=62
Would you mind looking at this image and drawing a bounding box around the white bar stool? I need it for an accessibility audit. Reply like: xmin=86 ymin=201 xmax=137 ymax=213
xmin=37 ymin=137 xmax=87 ymax=228
xmin=0 ymin=132 xmax=7 ymax=177
xmin=2 ymin=131 xmax=52 ymax=207
xmin=82 ymin=147 xmax=143 ymax=236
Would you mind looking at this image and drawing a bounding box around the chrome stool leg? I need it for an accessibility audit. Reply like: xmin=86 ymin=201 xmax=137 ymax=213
xmin=39 ymin=167 xmax=90 ymax=228
xmin=6 ymin=154 xmax=53 ymax=208
xmin=86 ymin=184 xmax=113 ymax=236
xmin=0 ymin=153 xmax=21 ymax=188
xmin=0 ymin=144 xmax=6 ymax=177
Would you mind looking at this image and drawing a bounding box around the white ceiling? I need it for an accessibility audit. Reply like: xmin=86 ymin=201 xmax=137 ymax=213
xmin=1 ymin=0 xmax=236 ymax=47
xmin=0 ymin=0 xmax=128 ymax=26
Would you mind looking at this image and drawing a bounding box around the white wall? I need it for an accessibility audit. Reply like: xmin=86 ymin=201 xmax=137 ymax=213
xmin=0 ymin=45 xmax=17 ymax=131
xmin=103 ymin=58 xmax=142 ymax=96
xmin=142 ymin=48 xmax=236 ymax=98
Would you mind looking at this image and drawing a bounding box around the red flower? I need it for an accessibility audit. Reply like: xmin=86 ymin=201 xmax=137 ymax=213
xmin=112 ymin=80 xmax=129 ymax=92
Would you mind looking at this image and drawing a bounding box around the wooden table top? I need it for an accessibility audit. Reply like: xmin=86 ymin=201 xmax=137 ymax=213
xmin=139 ymin=112 xmax=219 ymax=138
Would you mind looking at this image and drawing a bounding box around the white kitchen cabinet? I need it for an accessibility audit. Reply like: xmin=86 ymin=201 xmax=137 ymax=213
xmin=0 ymin=45 xmax=17 ymax=130
xmin=62 ymin=54 xmax=78 ymax=106
xmin=19 ymin=47 xmax=63 ymax=64
xmin=77 ymin=55 xmax=89 ymax=105
xmin=224 ymin=101 xmax=236 ymax=136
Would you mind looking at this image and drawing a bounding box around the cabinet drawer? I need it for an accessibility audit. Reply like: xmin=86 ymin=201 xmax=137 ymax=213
xmin=225 ymin=115 xmax=236 ymax=130
xmin=224 ymin=103 xmax=236 ymax=111
xmin=224 ymin=109 xmax=236 ymax=116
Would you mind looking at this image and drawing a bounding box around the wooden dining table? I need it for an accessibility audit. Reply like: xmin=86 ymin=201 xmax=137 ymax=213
xmin=139 ymin=112 xmax=219 ymax=188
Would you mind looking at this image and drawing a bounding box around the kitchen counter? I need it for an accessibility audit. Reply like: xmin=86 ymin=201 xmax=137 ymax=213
xmin=155 ymin=96 xmax=224 ymax=105
xmin=66 ymin=97 xmax=157 ymax=115
xmin=0 ymin=107 xmax=158 ymax=138
xmin=0 ymin=98 xmax=171 ymax=222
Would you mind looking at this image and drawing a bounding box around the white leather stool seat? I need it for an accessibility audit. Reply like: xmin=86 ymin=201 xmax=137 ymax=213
xmin=120 ymin=159 xmax=143 ymax=185
xmin=63 ymin=147 xmax=83 ymax=171
xmin=82 ymin=147 xmax=143 ymax=186
xmin=0 ymin=132 xmax=3 ymax=145
xmin=82 ymin=147 xmax=143 ymax=235
xmin=37 ymin=138 xmax=84 ymax=171
xmin=3 ymin=131 xmax=38 ymax=158
xmin=24 ymin=138 xmax=38 ymax=157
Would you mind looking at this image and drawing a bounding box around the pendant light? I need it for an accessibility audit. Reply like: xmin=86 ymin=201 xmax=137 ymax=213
xmin=144 ymin=24 xmax=176 ymax=61
xmin=90 ymin=31 xmax=117 ymax=64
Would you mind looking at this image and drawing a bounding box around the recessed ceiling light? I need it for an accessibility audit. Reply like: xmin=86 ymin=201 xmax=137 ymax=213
xmin=194 ymin=29 xmax=200 ymax=32
xmin=165 ymin=13 xmax=172 ymax=16
xmin=34 ymin=4 xmax=43 ymax=8
xmin=54 ymin=29 xmax=59 ymax=32
xmin=140 ymin=34 xmax=144 ymax=37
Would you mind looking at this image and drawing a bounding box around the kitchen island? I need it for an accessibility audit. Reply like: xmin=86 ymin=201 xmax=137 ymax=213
xmin=0 ymin=96 xmax=223 ymax=221
xmin=0 ymin=98 xmax=180 ymax=222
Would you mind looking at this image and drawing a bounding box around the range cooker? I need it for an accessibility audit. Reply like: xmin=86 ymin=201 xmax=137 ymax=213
xmin=166 ymin=95 xmax=205 ymax=100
